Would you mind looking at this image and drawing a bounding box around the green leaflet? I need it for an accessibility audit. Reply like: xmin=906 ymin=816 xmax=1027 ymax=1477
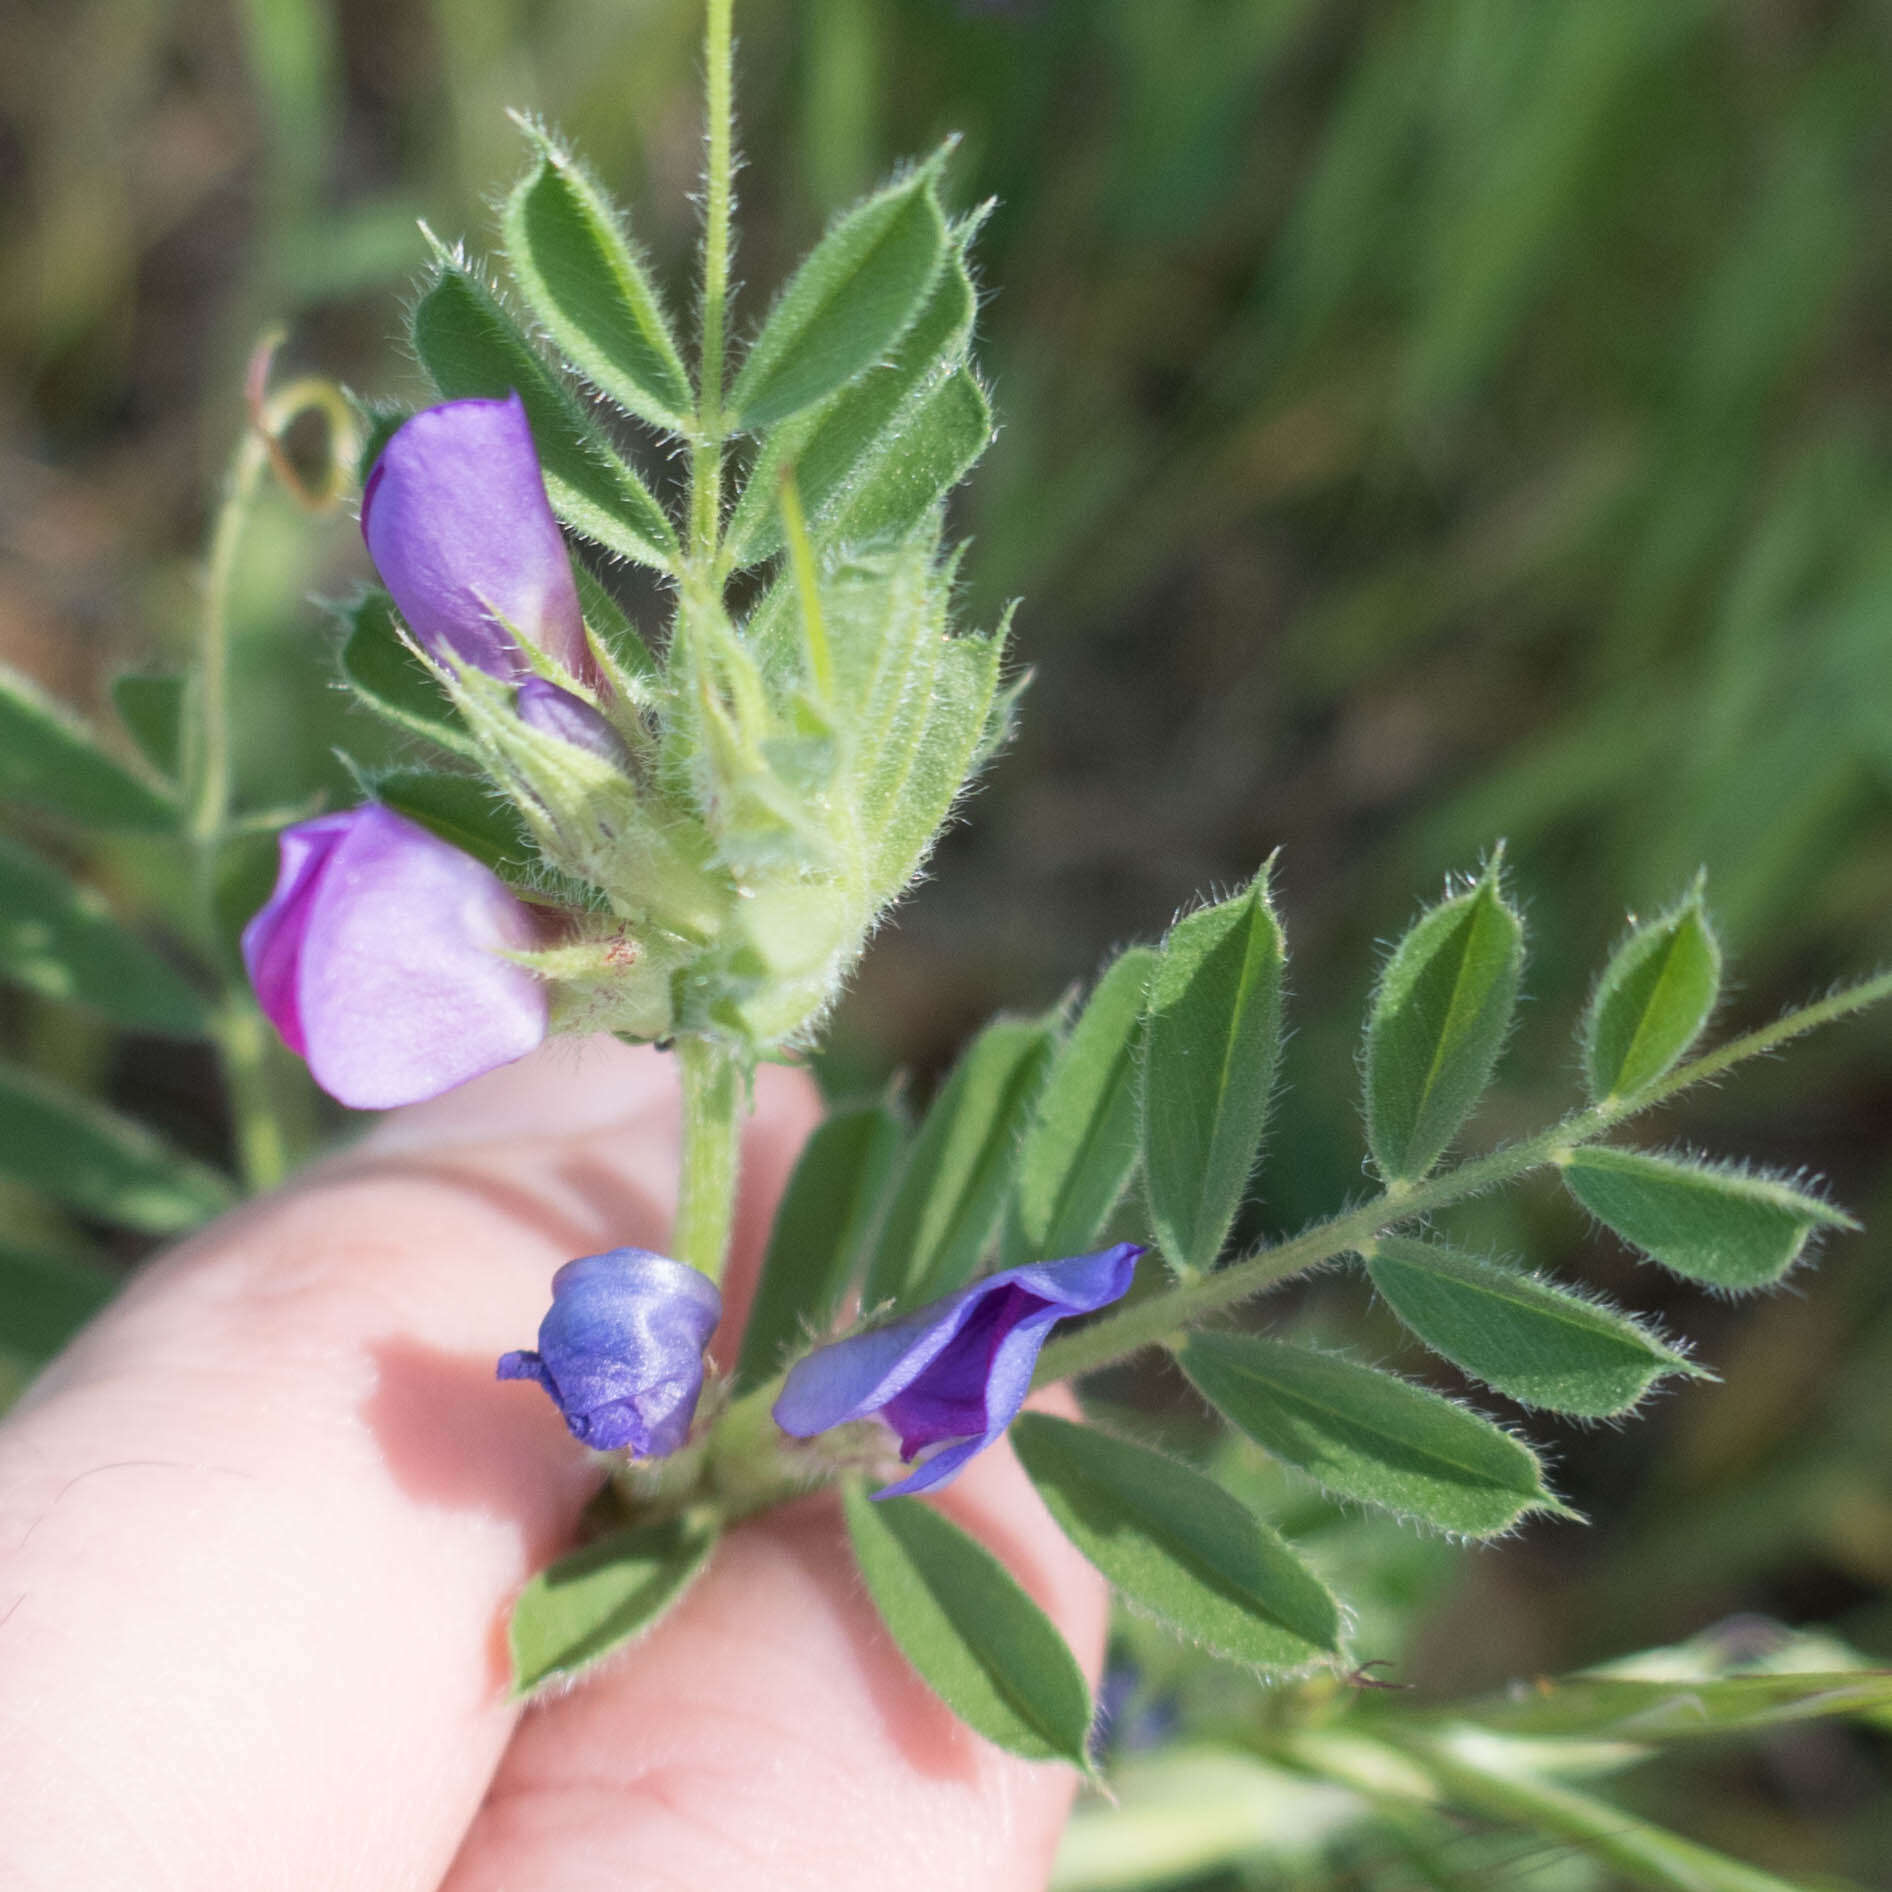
xmin=820 ymin=369 xmax=991 ymax=553
xmin=0 ymin=662 xmax=178 ymax=832
xmin=411 ymin=263 xmax=680 ymax=572
xmin=843 ymin=1482 xmax=1094 ymax=1768
xmin=724 ymin=246 xmax=979 ymax=567
xmin=503 ymin=143 xmax=695 ymax=435
xmin=509 ymin=1513 xmax=719 ymax=1696
xmin=0 ymin=835 xmax=211 ymax=1037
xmin=1365 ymin=1235 xmax=1695 ymax=1418
xmin=0 ymin=1241 xmax=119 ymax=1365
xmin=361 ymin=769 xmax=534 ymax=880
xmin=728 ymin=168 xmax=949 ymax=431
xmin=0 ymin=1061 xmax=234 ymax=1234
xmin=864 ymin=1012 xmax=1058 ymax=1311
xmin=1455 ymin=1669 xmax=1892 ymax=1744
xmin=1562 ymin=1146 xmax=1855 ymax=1291
xmin=1142 ymin=875 xmax=1285 ymax=1275
xmin=1584 ymin=895 xmax=1722 ymax=1101
xmin=110 ymin=673 xmax=187 ymax=781
xmin=337 ymin=591 xmax=477 ymax=759
xmin=1181 ymin=1332 xmax=1563 ymax=1538
xmin=1364 ymin=871 xmax=1523 ymax=1183
xmin=572 ymin=563 xmax=660 ymax=691
xmin=736 ymin=1098 xmax=906 ymax=1389
xmin=1013 ymin=1413 xmax=1342 ymax=1674
xmin=1004 ymin=948 xmax=1154 ymax=1267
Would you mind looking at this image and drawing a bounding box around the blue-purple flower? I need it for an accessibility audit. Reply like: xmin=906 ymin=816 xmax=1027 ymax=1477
xmin=242 ymin=804 xmax=548 ymax=1109
xmin=361 ymin=394 xmax=592 ymax=683
xmin=498 ymin=1248 xmax=723 ymax=1454
xmin=772 ymin=1244 xmax=1142 ymax=1497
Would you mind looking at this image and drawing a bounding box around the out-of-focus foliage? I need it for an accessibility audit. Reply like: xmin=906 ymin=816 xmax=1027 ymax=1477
xmin=7 ymin=0 xmax=1892 ymax=1881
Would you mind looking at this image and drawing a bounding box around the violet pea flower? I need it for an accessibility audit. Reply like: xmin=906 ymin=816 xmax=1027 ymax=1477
xmin=241 ymin=804 xmax=547 ymax=1109
xmin=772 ymin=1243 xmax=1142 ymax=1498
xmin=361 ymin=393 xmax=591 ymax=682
xmin=498 ymin=1248 xmax=723 ymax=1455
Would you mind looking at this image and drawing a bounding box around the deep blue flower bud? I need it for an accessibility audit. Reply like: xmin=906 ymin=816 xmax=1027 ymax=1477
xmin=772 ymin=1244 xmax=1141 ymax=1497
xmin=497 ymin=1248 xmax=722 ymax=1455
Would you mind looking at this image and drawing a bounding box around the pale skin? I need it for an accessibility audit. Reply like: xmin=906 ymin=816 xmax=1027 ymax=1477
xmin=0 ymin=1038 xmax=1107 ymax=1890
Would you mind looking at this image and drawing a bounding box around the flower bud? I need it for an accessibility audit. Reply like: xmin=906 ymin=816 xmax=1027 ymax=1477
xmin=772 ymin=1244 xmax=1142 ymax=1496
xmin=360 ymin=394 xmax=590 ymax=681
xmin=498 ymin=1248 xmax=723 ymax=1454
xmin=515 ymin=678 xmax=632 ymax=768
xmin=242 ymin=805 xmax=548 ymax=1108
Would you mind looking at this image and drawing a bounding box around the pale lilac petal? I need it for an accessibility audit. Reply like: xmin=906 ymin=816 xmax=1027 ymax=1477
xmin=515 ymin=679 xmax=632 ymax=767
xmin=361 ymin=394 xmax=587 ymax=679
xmin=496 ymin=1249 xmax=722 ymax=1455
xmin=246 ymin=805 xmax=549 ymax=1109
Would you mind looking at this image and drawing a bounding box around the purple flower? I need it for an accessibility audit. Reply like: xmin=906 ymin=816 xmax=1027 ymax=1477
xmin=772 ymin=1244 xmax=1142 ymax=1497
xmin=242 ymin=804 xmax=547 ymax=1109
xmin=361 ymin=394 xmax=590 ymax=682
xmin=498 ymin=1248 xmax=723 ymax=1454
xmin=515 ymin=678 xmax=632 ymax=767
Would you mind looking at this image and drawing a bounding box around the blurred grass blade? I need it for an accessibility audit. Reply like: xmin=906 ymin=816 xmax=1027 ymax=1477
xmin=1365 ymin=1235 xmax=1695 ymax=1417
xmin=0 ymin=663 xmax=178 ymax=832
xmin=0 ymin=1061 xmax=234 ymax=1234
xmin=1181 ymin=1332 xmax=1562 ymax=1537
xmin=509 ymin=1513 xmax=718 ymax=1696
xmin=1452 ymin=1669 xmax=1892 ymax=1743
xmin=0 ymin=835 xmax=211 ymax=1037
xmin=843 ymin=1481 xmax=1094 ymax=1768
xmin=1013 ymin=1412 xmax=1341 ymax=1673
xmin=503 ymin=141 xmax=695 ymax=435
xmin=337 ymin=591 xmax=477 ymax=759
xmin=109 ymin=673 xmax=187 ymax=782
xmin=1365 ymin=868 xmax=1523 ymax=1184
xmin=1584 ymin=893 xmax=1722 ymax=1102
xmin=1004 ymin=947 xmax=1153 ymax=1267
xmin=865 ymin=1012 xmax=1057 ymax=1310
xmin=737 ymin=1098 xmax=906 ymax=1389
xmin=0 ymin=1241 xmax=119 ymax=1366
xmin=411 ymin=263 xmax=680 ymax=572
xmin=1562 ymin=1147 xmax=1855 ymax=1291
xmin=728 ymin=168 xmax=948 ymax=431
xmin=1142 ymin=873 xmax=1285 ymax=1275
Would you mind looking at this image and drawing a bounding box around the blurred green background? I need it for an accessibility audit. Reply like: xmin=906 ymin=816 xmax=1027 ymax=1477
xmin=7 ymin=0 xmax=1892 ymax=1880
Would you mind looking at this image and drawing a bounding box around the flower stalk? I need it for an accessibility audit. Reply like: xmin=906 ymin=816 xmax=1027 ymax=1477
xmin=671 ymin=1035 xmax=745 ymax=1283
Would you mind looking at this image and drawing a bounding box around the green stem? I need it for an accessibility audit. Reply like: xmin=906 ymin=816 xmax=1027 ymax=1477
xmin=212 ymin=995 xmax=288 ymax=1193
xmin=672 ymin=1036 xmax=744 ymax=1282
xmin=689 ymin=0 xmax=736 ymax=569
xmin=1034 ymin=968 xmax=1892 ymax=1387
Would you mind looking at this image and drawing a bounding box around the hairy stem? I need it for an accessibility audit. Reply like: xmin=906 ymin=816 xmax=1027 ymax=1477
xmin=1034 ymin=969 xmax=1892 ymax=1387
xmin=689 ymin=0 xmax=736 ymax=570
xmin=673 ymin=1036 xmax=744 ymax=1283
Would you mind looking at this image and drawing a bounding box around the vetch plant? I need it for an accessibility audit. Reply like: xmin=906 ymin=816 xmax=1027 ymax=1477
xmin=7 ymin=6 xmax=1892 ymax=1883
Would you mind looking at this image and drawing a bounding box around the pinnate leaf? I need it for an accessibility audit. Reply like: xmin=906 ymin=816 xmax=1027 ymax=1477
xmin=1562 ymin=1147 xmax=1854 ymax=1291
xmin=1365 ymin=870 xmax=1522 ymax=1183
xmin=338 ymin=591 xmax=477 ymax=759
xmin=503 ymin=143 xmax=694 ymax=434
xmin=510 ymin=1514 xmax=718 ymax=1695
xmin=737 ymin=1098 xmax=906 ymax=1389
xmin=1181 ymin=1332 xmax=1562 ymax=1537
xmin=110 ymin=673 xmax=187 ymax=781
xmin=729 ymin=169 xmax=948 ymax=431
xmin=1013 ymin=1412 xmax=1342 ymax=1673
xmin=1584 ymin=895 xmax=1722 ymax=1101
xmin=0 ymin=835 xmax=211 ymax=1037
xmin=0 ymin=663 xmax=177 ymax=832
xmin=865 ymin=1012 xmax=1057 ymax=1310
xmin=1142 ymin=874 xmax=1285 ymax=1274
xmin=0 ymin=1061 xmax=233 ymax=1234
xmin=843 ymin=1482 xmax=1094 ymax=1768
xmin=411 ymin=263 xmax=679 ymax=572
xmin=1365 ymin=1235 xmax=1694 ymax=1418
xmin=1004 ymin=948 xmax=1153 ymax=1267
